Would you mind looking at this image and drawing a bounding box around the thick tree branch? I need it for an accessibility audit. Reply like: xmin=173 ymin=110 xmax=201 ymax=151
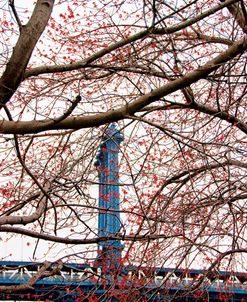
xmin=0 ymin=36 xmax=246 ymax=135
xmin=0 ymin=0 xmax=55 ymax=109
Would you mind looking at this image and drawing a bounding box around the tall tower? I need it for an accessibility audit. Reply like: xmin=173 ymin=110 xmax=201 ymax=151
xmin=95 ymin=123 xmax=124 ymax=263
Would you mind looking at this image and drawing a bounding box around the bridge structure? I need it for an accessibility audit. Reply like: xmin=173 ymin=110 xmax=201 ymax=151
xmin=0 ymin=123 xmax=246 ymax=301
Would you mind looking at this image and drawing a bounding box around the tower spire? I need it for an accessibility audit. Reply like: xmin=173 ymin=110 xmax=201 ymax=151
xmin=95 ymin=123 xmax=124 ymax=263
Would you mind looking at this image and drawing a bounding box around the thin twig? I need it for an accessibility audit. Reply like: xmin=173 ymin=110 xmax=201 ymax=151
xmin=9 ymin=0 xmax=22 ymax=31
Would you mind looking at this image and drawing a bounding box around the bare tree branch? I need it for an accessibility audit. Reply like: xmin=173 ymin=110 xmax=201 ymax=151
xmin=9 ymin=0 xmax=22 ymax=31
xmin=23 ymin=0 xmax=239 ymax=79
xmin=0 ymin=260 xmax=63 ymax=293
xmin=0 ymin=0 xmax=55 ymax=108
xmin=0 ymin=37 xmax=246 ymax=134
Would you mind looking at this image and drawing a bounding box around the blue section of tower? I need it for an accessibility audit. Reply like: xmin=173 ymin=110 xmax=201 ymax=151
xmin=94 ymin=123 xmax=124 ymax=255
